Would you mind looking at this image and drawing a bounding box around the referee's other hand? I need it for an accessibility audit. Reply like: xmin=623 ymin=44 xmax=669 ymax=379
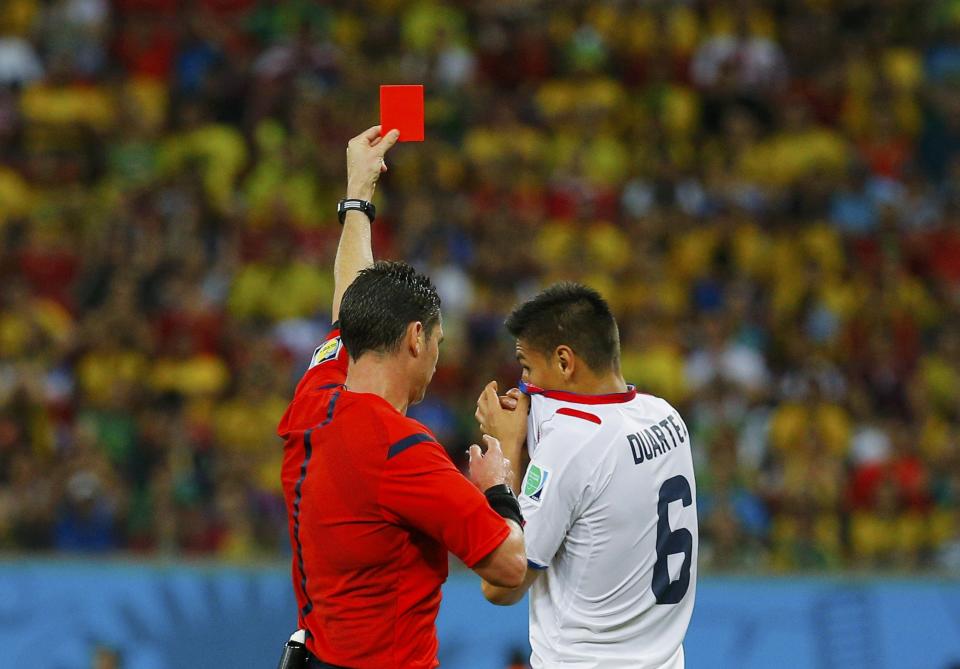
xmin=346 ymin=125 xmax=400 ymax=201
xmin=468 ymin=434 xmax=512 ymax=492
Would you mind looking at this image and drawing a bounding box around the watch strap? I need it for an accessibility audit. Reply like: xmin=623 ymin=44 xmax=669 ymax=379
xmin=338 ymin=198 xmax=376 ymax=225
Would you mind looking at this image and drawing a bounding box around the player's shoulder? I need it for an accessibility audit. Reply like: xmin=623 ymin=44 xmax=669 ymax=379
xmin=629 ymin=390 xmax=683 ymax=419
xmin=526 ymin=382 xmax=635 ymax=423
xmin=542 ymin=404 xmax=608 ymax=437
xmin=526 ymin=384 xmax=630 ymax=452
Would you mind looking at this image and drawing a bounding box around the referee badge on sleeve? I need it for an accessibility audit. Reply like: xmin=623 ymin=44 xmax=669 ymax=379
xmin=522 ymin=464 xmax=550 ymax=504
xmin=309 ymin=337 xmax=342 ymax=369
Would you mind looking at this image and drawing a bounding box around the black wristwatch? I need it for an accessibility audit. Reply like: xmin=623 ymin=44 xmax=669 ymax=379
xmin=484 ymin=483 xmax=524 ymax=528
xmin=337 ymin=198 xmax=376 ymax=225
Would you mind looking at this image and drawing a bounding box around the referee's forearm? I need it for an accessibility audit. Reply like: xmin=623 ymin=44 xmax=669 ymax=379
xmin=473 ymin=519 xmax=526 ymax=589
xmin=481 ymin=524 xmax=537 ymax=606
xmin=333 ymin=126 xmax=397 ymax=321
xmin=331 ymin=211 xmax=374 ymax=322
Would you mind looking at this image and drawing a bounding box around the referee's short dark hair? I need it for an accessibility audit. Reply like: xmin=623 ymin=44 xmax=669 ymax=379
xmin=505 ymin=282 xmax=620 ymax=372
xmin=339 ymin=261 xmax=442 ymax=360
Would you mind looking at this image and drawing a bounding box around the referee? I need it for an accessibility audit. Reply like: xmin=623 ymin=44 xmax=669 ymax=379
xmin=277 ymin=126 xmax=526 ymax=669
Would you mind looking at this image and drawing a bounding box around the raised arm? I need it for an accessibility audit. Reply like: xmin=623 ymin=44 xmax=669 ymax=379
xmin=332 ymin=126 xmax=400 ymax=322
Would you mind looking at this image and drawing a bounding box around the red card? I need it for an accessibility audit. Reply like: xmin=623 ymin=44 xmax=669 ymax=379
xmin=380 ymin=85 xmax=424 ymax=142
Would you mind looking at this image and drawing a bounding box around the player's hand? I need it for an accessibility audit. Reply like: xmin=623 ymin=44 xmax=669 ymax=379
xmin=498 ymin=387 xmax=523 ymax=411
xmin=468 ymin=435 xmax=512 ymax=492
xmin=346 ymin=125 xmax=400 ymax=202
xmin=475 ymin=381 xmax=529 ymax=461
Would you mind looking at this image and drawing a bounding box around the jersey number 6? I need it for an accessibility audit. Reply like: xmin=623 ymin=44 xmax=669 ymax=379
xmin=652 ymin=475 xmax=693 ymax=605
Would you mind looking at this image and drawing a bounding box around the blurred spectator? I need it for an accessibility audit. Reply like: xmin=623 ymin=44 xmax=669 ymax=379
xmin=0 ymin=35 xmax=44 ymax=86
xmin=691 ymin=7 xmax=787 ymax=96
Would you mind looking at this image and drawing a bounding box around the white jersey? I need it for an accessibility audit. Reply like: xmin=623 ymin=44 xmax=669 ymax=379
xmin=518 ymin=383 xmax=698 ymax=669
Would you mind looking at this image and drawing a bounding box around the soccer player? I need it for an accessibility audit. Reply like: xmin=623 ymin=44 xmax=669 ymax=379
xmin=277 ymin=126 xmax=526 ymax=669
xmin=476 ymin=283 xmax=698 ymax=669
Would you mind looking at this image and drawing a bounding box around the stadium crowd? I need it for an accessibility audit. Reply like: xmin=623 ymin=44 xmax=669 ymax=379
xmin=0 ymin=0 xmax=959 ymax=572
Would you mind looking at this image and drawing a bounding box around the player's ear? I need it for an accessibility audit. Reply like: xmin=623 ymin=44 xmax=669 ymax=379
xmin=556 ymin=345 xmax=575 ymax=379
xmin=406 ymin=321 xmax=424 ymax=357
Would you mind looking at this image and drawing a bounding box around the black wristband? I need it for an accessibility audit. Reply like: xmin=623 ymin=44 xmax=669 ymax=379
xmin=337 ymin=198 xmax=376 ymax=225
xmin=484 ymin=484 xmax=524 ymax=529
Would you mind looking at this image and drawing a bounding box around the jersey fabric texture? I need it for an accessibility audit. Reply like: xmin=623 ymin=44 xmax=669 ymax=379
xmin=518 ymin=381 xmax=699 ymax=669
xmin=277 ymin=326 xmax=510 ymax=669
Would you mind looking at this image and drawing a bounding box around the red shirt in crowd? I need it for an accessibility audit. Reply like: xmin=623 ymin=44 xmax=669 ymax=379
xmin=277 ymin=325 xmax=510 ymax=669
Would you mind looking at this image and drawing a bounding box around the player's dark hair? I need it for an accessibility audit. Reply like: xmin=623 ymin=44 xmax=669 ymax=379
xmin=339 ymin=261 xmax=442 ymax=360
xmin=505 ymin=282 xmax=620 ymax=372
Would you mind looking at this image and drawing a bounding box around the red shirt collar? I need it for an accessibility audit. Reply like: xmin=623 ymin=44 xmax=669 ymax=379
xmin=518 ymin=380 xmax=637 ymax=405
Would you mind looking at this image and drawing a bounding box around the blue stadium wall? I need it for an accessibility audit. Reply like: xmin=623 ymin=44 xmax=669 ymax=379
xmin=1 ymin=560 xmax=958 ymax=669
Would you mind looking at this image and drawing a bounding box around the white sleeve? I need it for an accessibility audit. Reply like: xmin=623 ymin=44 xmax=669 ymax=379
xmin=518 ymin=428 xmax=590 ymax=569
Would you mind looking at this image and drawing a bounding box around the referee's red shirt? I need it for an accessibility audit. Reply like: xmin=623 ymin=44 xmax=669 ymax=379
xmin=277 ymin=326 xmax=511 ymax=669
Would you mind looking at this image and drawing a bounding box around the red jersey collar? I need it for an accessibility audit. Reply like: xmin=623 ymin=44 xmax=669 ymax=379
xmin=518 ymin=380 xmax=637 ymax=405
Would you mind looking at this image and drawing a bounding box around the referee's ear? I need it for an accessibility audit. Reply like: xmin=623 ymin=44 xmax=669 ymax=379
xmin=405 ymin=321 xmax=425 ymax=357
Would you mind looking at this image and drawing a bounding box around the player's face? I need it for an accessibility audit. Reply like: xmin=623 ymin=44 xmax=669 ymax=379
xmin=515 ymin=339 xmax=566 ymax=390
xmin=413 ymin=320 xmax=443 ymax=404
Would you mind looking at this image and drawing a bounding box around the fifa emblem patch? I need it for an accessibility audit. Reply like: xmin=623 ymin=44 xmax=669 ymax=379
xmin=523 ymin=464 xmax=550 ymax=503
xmin=309 ymin=337 xmax=342 ymax=369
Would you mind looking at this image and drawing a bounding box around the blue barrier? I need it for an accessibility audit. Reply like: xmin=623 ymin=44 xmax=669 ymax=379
xmin=0 ymin=560 xmax=958 ymax=668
